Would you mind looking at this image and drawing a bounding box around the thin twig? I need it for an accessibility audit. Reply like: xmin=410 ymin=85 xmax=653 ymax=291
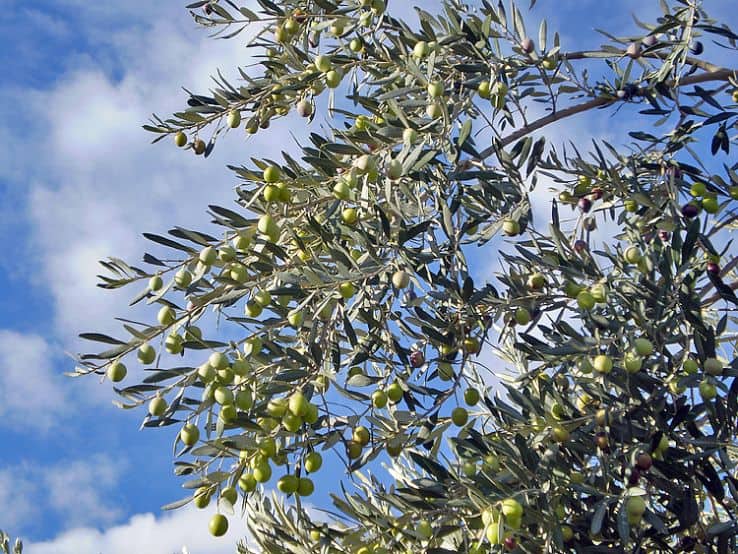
xmin=476 ymin=67 xmax=736 ymax=160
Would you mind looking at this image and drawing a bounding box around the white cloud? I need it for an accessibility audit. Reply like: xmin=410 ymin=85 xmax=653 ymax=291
xmin=25 ymin=507 xmax=244 ymax=554
xmin=43 ymin=454 xmax=125 ymax=529
xmin=7 ymin=13 xmax=298 ymax=348
xmin=0 ymin=467 xmax=38 ymax=531
xmin=0 ymin=330 xmax=66 ymax=430
xmin=0 ymin=455 xmax=125 ymax=538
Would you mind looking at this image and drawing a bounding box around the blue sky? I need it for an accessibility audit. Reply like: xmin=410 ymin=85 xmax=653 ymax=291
xmin=0 ymin=1 xmax=734 ymax=552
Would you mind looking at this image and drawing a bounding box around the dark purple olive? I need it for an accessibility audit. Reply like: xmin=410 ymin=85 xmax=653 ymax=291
xmin=573 ymin=240 xmax=588 ymax=253
xmin=626 ymin=42 xmax=641 ymax=59
xmin=583 ymin=217 xmax=597 ymax=231
xmin=578 ymin=197 xmax=592 ymax=212
xmin=204 ymin=4 xmax=213 ymax=14
xmin=636 ymin=452 xmax=653 ymax=471
xmin=409 ymin=350 xmax=425 ymax=368
xmin=690 ymin=41 xmax=704 ymax=55
xmin=595 ymin=432 xmax=610 ymax=452
xmin=628 ymin=467 xmax=641 ymax=485
xmin=658 ymin=230 xmax=670 ymax=242
xmin=706 ymin=262 xmax=720 ymax=275
xmin=590 ymin=188 xmax=603 ymax=201
xmin=520 ymin=37 xmax=534 ymax=53
xmin=664 ymin=165 xmax=682 ymax=180
xmin=681 ymin=203 xmax=699 ymax=218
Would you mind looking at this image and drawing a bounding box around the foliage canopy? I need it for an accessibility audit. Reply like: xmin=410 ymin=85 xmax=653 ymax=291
xmin=77 ymin=0 xmax=738 ymax=552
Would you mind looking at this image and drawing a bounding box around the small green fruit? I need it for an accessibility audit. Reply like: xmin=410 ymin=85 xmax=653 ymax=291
xmin=413 ymin=41 xmax=429 ymax=58
xmin=624 ymin=246 xmax=642 ymax=264
xmin=227 ymin=110 xmax=241 ymax=129
xmin=451 ymin=406 xmax=469 ymax=426
xmin=193 ymin=487 xmax=211 ymax=509
xmin=209 ymin=352 xmax=229 ymax=371
xmin=387 ymin=382 xmax=404 ymax=403
xmin=593 ymin=354 xmax=613 ymax=374
xmin=501 ymin=498 xmax=524 ymax=520
xmin=157 ymin=306 xmax=176 ymax=326
xmin=287 ymin=310 xmax=304 ymax=328
xmin=253 ymin=462 xmax=272 ymax=483
xmin=347 ymin=441 xmax=363 ymax=459
xmin=464 ymin=388 xmax=480 ymax=406
xmin=304 ymin=452 xmax=323 ymax=473
xmin=702 ymin=197 xmax=719 ymax=214
xmin=339 ymin=282 xmax=356 ymax=299
xmin=314 ymin=54 xmax=332 ymax=73
xmin=107 ymin=361 xmax=127 ymax=382
xmin=148 ymin=396 xmax=168 ymax=416
xmin=514 ymin=307 xmax=531 ymax=325
xmin=699 ymin=380 xmax=717 ymax=400
xmin=626 ymin=496 xmax=647 ymax=518
xmin=437 ymin=362 xmax=454 ymax=381
xmin=527 ymin=272 xmax=546 ymax=290
xmin=683 ymin=358 xmax=698 ymax=374
xmin=235 ymin=388 xmax=253 ymax=410
xmin=353 ymin=425 xmax=370 ymax=446
xmin=704 ymin=357 xmax=722 ymax=376
xmin=563 ymin=281 xmax=582 ymax=298
xmin=263 ymin=166 xmax=281 ymax=183
xmin=550 ymin=402 xmax=566 ymax=420
xmin=426 ymin=102 xmax=442 ymax=119
xmin=576 ymin=291 xmax=595 ymax=310
xmin=282 ymin=412 xmax=302 ymax=433
xmin=341 ymin=207 xmax=358 ymax=225
xmin=333 ymin=180 xmax=352 ymax=200
xmin=209 ymin=514 xmax=229 ymax=537
xmin=590 ymin=284 xmax=607 ymax=303
xmin=245 ymin=301 xmax=263 ymax=318
xmin=289 ymin=391 xmax=309 ymax=417
xmin=174 ymin=131 xmax=187 ymax=147
xmin=221 ymin=486 xmax=237 ymax=505
xmin=229 ymin=263 xmax=248 ymax=283
xmin=174 ymin=268 xmax=192 ymax=288
xmin=267 ymin=398 xmax=287 ymax=418
xmin=633 ymin=338 xmax=653 ymax=357
xmin=552 ymin=425 xmax=570 ymax=443
xmin=392 ymin=270 xmax=410 ymax=289
xmin=325 ymin=69 xmax=342 ymax=88
xmin=690 ymin=181 xmax=706 ymax=197
xmin=372 ymin=389 xmax=388 ymax=409
xmin=214 ymin=386 xmax=234 ymax=406
xmin=164 ymin=333 xmax=184 ymax=355
xmin=238 ymin=473 xmax=256 ymax=492
xmin=277 ymin=474 xmax=299 ymax=494
xmin=180 ymin=423 xmax=200 ymax=446
xmin=624 ymin=352 xmax=643 ymax=373
xmin=387 ymin=159 xmax=403 ymax=180
xmin=427 ymin=81 xmax=444 ymax=98
xmin=149 ymin=275 xmax=163 ymax=291
xmin=297 ymin=477 xmax=314 ymax=496
xmin=254 ymin=290 xmax=271 ymax=307
xmin=503 ymin=219 xmax=520 ymax=236
xmin=138 ymin=343 xmax=156 ymax=365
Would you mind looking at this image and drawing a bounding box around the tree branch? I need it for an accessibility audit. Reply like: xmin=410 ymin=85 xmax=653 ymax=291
xmin=564 ymin=49 xmax=724 ymax=74
xmin=476 ymin=67 xmax=736 ymax=161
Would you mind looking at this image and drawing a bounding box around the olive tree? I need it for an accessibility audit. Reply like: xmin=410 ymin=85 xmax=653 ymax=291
xmin=77 ymin=0 xmax=738 ymax=551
